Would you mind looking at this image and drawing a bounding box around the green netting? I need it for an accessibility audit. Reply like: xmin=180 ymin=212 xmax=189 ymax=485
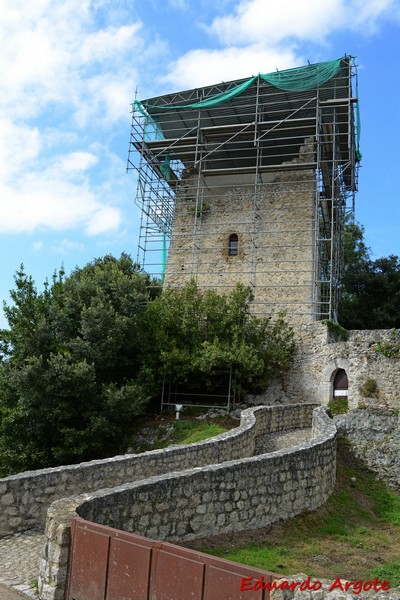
xmin=161 ymin=232 xmax=167 ymax=283
xmin=133 ymin=77 xmax=256 ymax=114
xmin=354 ymin=64 xmax=362 ymax=162
xmin=133 ymin=99 xmax=165 ymax=141
xmin=133 ymin=98 xmax=148 ymax=116
xmin=355 ymin=103 xmax=362 ymax=162
xmin=259 ymin=58 xmax=341 ymax=92
xmin=160 ymin=153 xmax=171 ymax=180
xmin=144 ymin=118 xmax=164 ymax=141
xmin=159 ymin=76 xmax=257 ymax=110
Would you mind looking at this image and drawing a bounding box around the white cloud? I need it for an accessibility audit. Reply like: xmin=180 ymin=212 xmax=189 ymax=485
xmin=163 ymin=45 xmax=300 ymax=89
xmin=0 ymin=120 xmax=42 ymax=179
xmin=163 ymin=0 xmax=397 ymax=90
xmin=0 ymin=0 xmax=144 ymax=238
xmin=168 ymin=0 xmax=189 ymax=9
xmin=32 ymin=241 xmax=45 ymax=251
xmin=51 ymin=238 xmax=85 ymax=254
xmin=54 ymin=152 xmax=99 ymax=174
xmin=209 ymin=0 xmax=395 ymax=45
xmin=209 ymin=0 xmax=338 ymax=45
xmin=347 ymin=0 xmax=396 ymax=31
xmin=0 ymin=6 xmax=142 ymax=123
xmin=86 ymin=205 xmax=122 ymax=235
xmin=78 ymin=23 xmax=142 ymax=65
xmin=73 ymin=73 xmax=135 ymax=127
xmin=0 ymin=172 xmax=121 ymax=235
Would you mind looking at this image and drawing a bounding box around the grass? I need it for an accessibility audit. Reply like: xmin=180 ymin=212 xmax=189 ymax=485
xmin=173 ymin=421 xmax=227 ymax=445
xmin=371 ymin=562 xmax=400 ymax=587
xmin=328 ymin=397 xmax=349 ymax=416
xmin=128 ymin=413 xmax=232 ymax=453
xmin=186 ymin=436 xmax=400 ymax=587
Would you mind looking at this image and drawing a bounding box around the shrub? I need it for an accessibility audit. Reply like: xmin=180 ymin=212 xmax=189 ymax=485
xmin=359 ymin=378 xmax=379 ymax=398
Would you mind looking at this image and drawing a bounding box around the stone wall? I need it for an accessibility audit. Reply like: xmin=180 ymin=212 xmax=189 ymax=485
xmin=164 ymin=140 xmax=316 ymax=325
xmin=38 ymin=405 xmax=336 ymax=600
xmin=251 ymin=323 xmax=400 ymax=410
xmin=336 ymin=408 xmax=400 ymax=489
xmin=0 ymin=403 xmax=316 ymax=536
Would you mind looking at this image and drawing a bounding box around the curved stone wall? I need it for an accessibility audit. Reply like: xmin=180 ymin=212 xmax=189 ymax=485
xmin=0 ymin=403 xmax=317 ymax=536
xmin=77 ymin=410 xmax=335 ymax=541
xmin=38 ymin=405 xmax=336 ymax=600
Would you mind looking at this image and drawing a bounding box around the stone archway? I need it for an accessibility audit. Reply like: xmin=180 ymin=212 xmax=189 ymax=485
xmin=320 ymin=359 xmax=350 ymax=406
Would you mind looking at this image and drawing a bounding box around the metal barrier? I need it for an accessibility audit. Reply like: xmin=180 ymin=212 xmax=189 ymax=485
xmin=66 ymin=517 xmax=282 ymax=600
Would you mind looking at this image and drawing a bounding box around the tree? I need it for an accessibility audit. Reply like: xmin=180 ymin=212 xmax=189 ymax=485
xmin=0 ymin=263 xmax=295 ymax=476
xmin=0 ymin=255 xmax=155 ymax=475
xmin=144 ymin=281 xmax=295 ymax=396
xmin=339 ymin=220 xmax=400 ymax=329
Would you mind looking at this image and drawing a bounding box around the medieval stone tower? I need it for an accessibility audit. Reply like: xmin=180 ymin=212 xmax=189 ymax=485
xmin=128 ymin=56 xmax=360 ymax=325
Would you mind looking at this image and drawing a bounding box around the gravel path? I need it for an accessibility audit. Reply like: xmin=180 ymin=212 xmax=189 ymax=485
xmin=0 ymin=531 xmax=44 ymax=598
xmin=255 ymin=427 xmax=312 ymax=454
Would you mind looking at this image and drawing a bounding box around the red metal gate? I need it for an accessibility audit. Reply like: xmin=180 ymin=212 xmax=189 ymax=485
xmin=66 ymin=518 xmax=282 ymax=600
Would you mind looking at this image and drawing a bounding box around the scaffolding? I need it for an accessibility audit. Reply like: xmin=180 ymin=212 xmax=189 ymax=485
xmin=161 ymin=368 xmax=235 ymax=412
xmin=127 ymin=56 xmax=360 ymax=323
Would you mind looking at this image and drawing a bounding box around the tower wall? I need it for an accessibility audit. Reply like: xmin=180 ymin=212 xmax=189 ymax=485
xmin=131 ymin=58 xmax=358 ymax=324
xmin=164 ymin=141 xmax=316 ymax=324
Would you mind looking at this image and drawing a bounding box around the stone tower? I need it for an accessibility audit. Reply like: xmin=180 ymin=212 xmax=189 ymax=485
xmin=129 ymin=56 xmax=359 ymax=325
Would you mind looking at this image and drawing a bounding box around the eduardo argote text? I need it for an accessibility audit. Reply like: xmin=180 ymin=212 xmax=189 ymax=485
xmin=240 ymin=574 xmax=391 ymax=595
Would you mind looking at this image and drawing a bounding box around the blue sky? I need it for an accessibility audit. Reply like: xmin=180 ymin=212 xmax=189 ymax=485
xmin=1 ymin=0 xmax=400 ymax=326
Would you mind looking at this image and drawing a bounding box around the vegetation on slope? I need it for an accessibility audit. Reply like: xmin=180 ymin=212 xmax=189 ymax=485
xmin=127 ymin=410 xmax=237 ymax=453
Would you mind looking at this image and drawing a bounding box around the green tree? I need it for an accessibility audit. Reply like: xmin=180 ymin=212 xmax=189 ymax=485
xmin=339 ymin=220 xmax=400 ymax=329
xmin=0 ymin=255 xmax=155 ymax=475
xmin=0 ymin=263 xmax=295 ymax=476
xmin=144 ymin=281 xmax=295 ymax=396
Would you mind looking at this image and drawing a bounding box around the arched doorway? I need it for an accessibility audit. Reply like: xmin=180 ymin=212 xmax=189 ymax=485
xmin=333 ymin=369 xmax=348 ymax=398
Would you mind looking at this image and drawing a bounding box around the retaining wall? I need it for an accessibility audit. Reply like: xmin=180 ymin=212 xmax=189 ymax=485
xmin=336 ymin=408 xmax=400 ymax=489
xmin=38 ymin=405 xmax=336 ymax=600
xmin=0 ymin=403 xmax=316 ymax=536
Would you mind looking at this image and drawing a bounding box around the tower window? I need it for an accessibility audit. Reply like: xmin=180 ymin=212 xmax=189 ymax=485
xmin=228 ymin=233 xmax=239 ymax=256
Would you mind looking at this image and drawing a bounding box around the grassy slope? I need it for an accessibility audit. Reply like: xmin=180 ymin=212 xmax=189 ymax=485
xmin=128 ymin=412 xmax=234 ymax=453
xmin=163 ymin=420 xmax=228 ymax=446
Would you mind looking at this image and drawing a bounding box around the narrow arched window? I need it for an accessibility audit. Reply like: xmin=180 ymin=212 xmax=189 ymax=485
xmin=228 ymin=233 xmax=239 ymax=256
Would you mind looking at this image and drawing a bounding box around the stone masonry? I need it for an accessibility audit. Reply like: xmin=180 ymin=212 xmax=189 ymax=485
xmin=164 ymin=139 xmax=316 ymax=324
xmin=37 ymin=404 xmax=336 ymax=600
xmin=336 ymin=408 xmax=400 ymax=489
xmin=251 ymin=323 xmax=400 ymax=410
xmin=0 ymin=409 xmax=256 ymax=537
xmin=0 ymin=402 xmax=318 ymax=538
